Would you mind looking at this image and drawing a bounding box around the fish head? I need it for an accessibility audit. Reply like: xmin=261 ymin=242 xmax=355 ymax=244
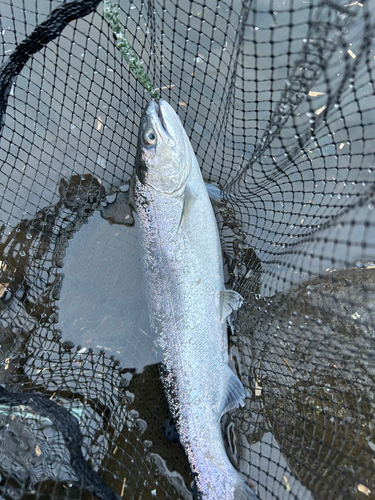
xmin=135 ymin=99 xmax=191 ymax=194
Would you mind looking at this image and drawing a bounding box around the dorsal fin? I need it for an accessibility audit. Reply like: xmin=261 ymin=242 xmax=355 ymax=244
xmin=217 ymin=364 xmax=247 ymax=420
xmin=205 ymin=183 xmax=223 ymax=204
xmin=219 ymin=289 xmax=243 ymax=322
xmin=205 ymin=183 xmax=235 ymax=205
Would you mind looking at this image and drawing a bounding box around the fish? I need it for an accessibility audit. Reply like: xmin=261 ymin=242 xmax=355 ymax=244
xmin=133 ymin=98 xmax=257 ymax=500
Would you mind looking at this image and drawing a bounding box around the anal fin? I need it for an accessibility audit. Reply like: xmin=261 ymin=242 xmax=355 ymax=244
xmin=217 ymin=364 xmax=247 ymax=420
xmin=219 ymin=289 xmax=243 ymax=322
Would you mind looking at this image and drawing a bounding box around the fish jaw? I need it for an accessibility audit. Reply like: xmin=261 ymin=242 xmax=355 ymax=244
xmin=142 ymin=99 xmax=175 ymax=147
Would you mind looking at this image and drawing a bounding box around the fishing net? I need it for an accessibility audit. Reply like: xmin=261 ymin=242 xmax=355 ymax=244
xmin=0 ymin=0 xmax=374 ymax=499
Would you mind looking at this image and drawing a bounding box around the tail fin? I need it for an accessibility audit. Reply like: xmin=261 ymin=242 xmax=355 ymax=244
xmin=234 ymin=476 xmax=259 ymax=500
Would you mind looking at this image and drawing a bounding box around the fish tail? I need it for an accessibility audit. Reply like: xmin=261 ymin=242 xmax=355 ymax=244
xmin=234 ymin=476 xmax=258 ymax=500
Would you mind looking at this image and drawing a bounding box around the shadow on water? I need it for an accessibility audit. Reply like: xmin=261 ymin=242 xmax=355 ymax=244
xmin=0 ymin=174 xmax=105 ymax=384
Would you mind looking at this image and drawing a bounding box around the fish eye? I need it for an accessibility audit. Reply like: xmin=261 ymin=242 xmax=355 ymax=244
xmin=142 ymin=129 xmax=157 ymax=146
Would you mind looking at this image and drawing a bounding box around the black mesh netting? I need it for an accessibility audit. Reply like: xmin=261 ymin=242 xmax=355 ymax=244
xmin=0 ymin=0 xmax=374 ymax=499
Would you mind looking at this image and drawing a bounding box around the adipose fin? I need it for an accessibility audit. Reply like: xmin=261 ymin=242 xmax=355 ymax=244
xmin=217 ymin=364 xmax=247 ymax=419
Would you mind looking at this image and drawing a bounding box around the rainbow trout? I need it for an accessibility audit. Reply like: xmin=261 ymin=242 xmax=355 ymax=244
xmin=134 ymin=99 xmax=256 ymax=500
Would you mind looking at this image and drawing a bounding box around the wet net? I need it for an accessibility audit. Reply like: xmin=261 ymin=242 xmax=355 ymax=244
xmin=0 ymin=0 xmax=374 ymax=499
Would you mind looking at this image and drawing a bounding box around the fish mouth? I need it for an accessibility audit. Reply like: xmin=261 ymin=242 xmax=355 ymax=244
xmin=146 ymin=99 xmax=175 ymax=147
xmin=155 ymin=100 xmax=168 ymax=133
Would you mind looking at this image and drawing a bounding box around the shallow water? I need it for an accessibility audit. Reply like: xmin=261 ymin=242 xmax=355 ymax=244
xmin=58 ymin=210 xmax=158 ymax=370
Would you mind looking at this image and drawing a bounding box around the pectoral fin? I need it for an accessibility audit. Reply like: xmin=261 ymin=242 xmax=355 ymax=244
xmin=178 ymin=185 xmax=197 ymax=230
xmin=217 ymin=364 xmax=247 ymax=420
xmin=219 ymin=289 xmax=244 ymax=322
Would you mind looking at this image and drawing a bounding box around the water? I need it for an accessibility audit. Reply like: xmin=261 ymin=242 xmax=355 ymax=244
xmin=234 ymin=267 xmax=375 ymax=499
xmin=58 ymin=210 xmax=157 ymax=370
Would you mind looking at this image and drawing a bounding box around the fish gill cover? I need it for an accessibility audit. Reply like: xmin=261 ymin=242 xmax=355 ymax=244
xmin=0 ymin=0 xmax=374 ymax=499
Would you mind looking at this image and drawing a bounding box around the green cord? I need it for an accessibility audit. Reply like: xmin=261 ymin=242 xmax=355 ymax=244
xmin=103 ymin=0 xmax=159 ymax=100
